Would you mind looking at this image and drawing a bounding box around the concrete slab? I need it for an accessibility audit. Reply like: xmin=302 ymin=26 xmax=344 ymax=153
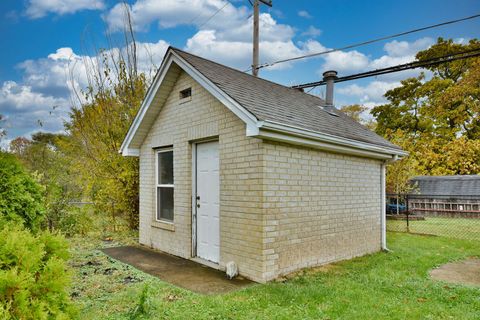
xmin=102 ymin=246 xmax=254 ymax=294
xmin=430 ymin=258 xmax=480 ymax=287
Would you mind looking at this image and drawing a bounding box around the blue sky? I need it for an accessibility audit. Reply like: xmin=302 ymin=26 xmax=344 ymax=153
xmin=1 ymin=0 xmax=479 ymax=144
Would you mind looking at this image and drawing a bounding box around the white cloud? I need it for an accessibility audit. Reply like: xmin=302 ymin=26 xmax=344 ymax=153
xmin=103 ymin=0 xmax=326 ymax=74
xmin=315 ymin=36 xmax=435 ymax=97
xmin=301 ymin=26 xmax=322 ymax=37
xmin=331 ymin=38 xmax=435 ymax=107
xmin=338 ymin=81 xmax=400 ymax=103
xmin=383 ymin=37 xmax=434 ymax=57
xmin=298 ymin=10 xmax=312 ymax=19
xmin=25 ymin=0 xmax=105 ymax=19
xmin=104 ymin=0 xmax=249 ymax=32
xmin=322 ymin=50 xmax=370 ymax=73
xmin=0 ymin=81 xmax=69 ymax=138
xmin=185 ymin=29 xmax=309 ymax=70
xmin=3 ymin=40 xmax=170 ymax=141
xmin=0 ymin=81 xmax=65 ymax=112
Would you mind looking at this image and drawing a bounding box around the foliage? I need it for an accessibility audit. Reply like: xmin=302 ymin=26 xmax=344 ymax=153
xmin=371 ymin=38 xmax=480 ymax=189
xmin=10 ymin=133 xmax=84 ymax=233
xmin=0 ymin=152 xmax=44 ymax=231
xmin=0 ymin=114 xmax=5 ymax=143
xmin=59 ymin=10 xmax=149 ymax=231
xmin=57 ymin=205 xmax=94 ymax=237
xmin=63 ymin=55 xmax=146 ymax=230
xmin=127 ymin=284 xmax=152 ymax=319
xmin=69 ymin=232 xmax=479 ymax=319
xmin=0 ymin=220 xmax=77 ymax=319
xmin=340 ymin=104 xmax=368 ymax=122
xmin=340 ymin=104 xmax=376 ymax=130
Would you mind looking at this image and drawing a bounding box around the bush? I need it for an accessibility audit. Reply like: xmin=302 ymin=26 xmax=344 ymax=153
xmin=0 ymin=152 xmax=44 ymax=230
xmin=0 ymin=220 xmax=77 ymax=319
xmin=58 ymin=205 xmax=93 ymax=236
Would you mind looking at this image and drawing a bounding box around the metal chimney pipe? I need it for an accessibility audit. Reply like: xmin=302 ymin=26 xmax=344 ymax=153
xmin=323 ymin=70 xmax=338 ymax=107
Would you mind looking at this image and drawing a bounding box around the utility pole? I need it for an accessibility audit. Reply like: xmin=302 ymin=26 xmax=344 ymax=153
xmin=252 ymin=0 xmax=272 ymax=77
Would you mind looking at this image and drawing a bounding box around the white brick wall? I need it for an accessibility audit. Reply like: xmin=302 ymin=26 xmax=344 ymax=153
xmin=261 ymin=141 xmax=382 ymax=280
xmin=139 ymin=71 xmax=265 ymax=281
xmin=139 ymin=70 xmax=383 ymax=283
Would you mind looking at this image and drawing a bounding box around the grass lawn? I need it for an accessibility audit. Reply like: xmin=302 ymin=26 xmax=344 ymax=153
xmin=387 ymin=217 xmax=480 ymax=241
xmin=69 ymin=232 xmax=480 ymax=320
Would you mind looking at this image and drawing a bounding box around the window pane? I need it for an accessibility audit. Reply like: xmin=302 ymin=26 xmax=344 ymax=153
xmin=158 ymin=151 xmax=173 ymax=184
xmin=157 ymin=187 xmax=174 ymax=221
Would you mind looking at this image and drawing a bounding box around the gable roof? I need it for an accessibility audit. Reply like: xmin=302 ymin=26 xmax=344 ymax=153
xmin=174 ymin=48 xmax=399 ymax=151
xmin=410 ymin=175 xmax=480 ymax=198
xmin=121 ymin=47 xmax=406 ymax=159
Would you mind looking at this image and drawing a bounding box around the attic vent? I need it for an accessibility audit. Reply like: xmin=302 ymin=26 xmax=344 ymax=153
xmin=179 ymin=87 xmax=192 ymax=99
xmin=320 ymin=106 xmax=339 ymax=117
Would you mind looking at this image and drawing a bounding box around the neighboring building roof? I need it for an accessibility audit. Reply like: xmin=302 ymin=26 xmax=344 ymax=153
xmin=410 ymin=175 xmax=480 ymax=198
xmin=120 ymin=47 xmax=406 ymax=159
xmin=173 ymin=48 xmax=400 ymax=151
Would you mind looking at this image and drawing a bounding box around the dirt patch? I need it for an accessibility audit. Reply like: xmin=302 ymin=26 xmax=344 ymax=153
xmin=430 ymin=258 xmax=480 ymax=287
xmin=102 ymin=246 xmax=253 ymax=295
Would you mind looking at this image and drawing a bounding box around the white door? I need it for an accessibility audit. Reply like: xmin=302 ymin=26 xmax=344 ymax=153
xmin=195 ymin=141 xmax=220 ymax=263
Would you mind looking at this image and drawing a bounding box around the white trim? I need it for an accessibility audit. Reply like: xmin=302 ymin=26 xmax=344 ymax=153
xmin=252 ymin=120 xmax=407 ymax=160
xmin=120 ymin=47 xmax=406 ymax=161
xmin=123 ymin=148 xmax=140 ymax=156
xmin=171 ymin=51 xmax=258 ymax=128
xmin=120 ymin=58 xmax=174 ymax=156
xmin=191 ymin=257 xmax=222 ymax=270
xmin=155 ymin=147 xmax=174 ymax=223
xmin=380 ymin=161 xmax=387 ymax=250
xmin=190 ymin=138 xmax=220 ymax=259
xmin=191 ymin=142 xmax=197 ymax=258
xmin=120 ymin=49 xmax=258 ymax=156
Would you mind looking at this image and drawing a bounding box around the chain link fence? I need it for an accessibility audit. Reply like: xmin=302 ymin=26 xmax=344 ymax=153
xmin=386 ymin=193 xmax=480 ymax=241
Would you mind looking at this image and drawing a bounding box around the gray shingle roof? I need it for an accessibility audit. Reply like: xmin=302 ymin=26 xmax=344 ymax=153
xmin=410 ymin=175 xmax=480 ymax=198
xmin=173 ymin=48 xmax=401 ymax=150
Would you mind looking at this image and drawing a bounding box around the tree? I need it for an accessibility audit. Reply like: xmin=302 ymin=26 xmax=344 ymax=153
xmin=9 ymin=137 xmax=31 ymax=158
xmin=10 ymin=133 xmax=82 ymax=232
xmin=0 ymin=221 xmax=76 ymax=319
xmin=0 ymin=114 xmax=6 ymax=144
xmin=371 ymin=38 xmax=480 ymax=190
xmin=340 ymin=104 xmax=368 ymax=123
xmin=0 ymin=152 xmax=45 ymax=231
xmin=62 ymin=5 xmax=149 ymax=230
xmin=340 ymin=104 xmax=376 ymax=130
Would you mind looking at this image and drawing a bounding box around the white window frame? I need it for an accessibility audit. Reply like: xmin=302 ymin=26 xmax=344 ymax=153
xmin=155 ymin=147 xmax=174 ymax=222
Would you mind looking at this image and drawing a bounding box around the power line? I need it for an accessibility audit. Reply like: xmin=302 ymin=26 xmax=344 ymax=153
xmin=247 ymin=13 xmax=480 ymax=72
xmin=196 ymin=0 xmax=231 ymax=29
xmin=291 ymin=48 xmax=480 ymax=89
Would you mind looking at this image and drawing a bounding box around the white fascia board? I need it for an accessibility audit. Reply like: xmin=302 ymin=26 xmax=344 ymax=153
xmin=120 ymin=49 xmax=259 ymax=157
xmin=171 ymin=51 xmax=258 ymax=129
xmin=254 ymin=120 xmax=408 ymax=160
xmin=119 ymin=55 xmax=175 ymax=156
xmin=122 ymin=148 xmax=140 ymax=157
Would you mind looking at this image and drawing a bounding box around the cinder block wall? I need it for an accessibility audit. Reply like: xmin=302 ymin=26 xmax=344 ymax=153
xmin=261 ymin=141 xmax=382 ymax=281
xmin=139 ymin=70 xmax=265 ymax=281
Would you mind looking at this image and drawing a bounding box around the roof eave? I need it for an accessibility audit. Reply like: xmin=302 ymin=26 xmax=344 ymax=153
xmin=249 ymin=120 xmax=407 ymax=160
xmin=119 ymin=48 xmax=175 ymax=156
xmin=120 ymin=48 xmax=259 ymax=156
xmin=120 ymin=47 xmax=406 ymax=161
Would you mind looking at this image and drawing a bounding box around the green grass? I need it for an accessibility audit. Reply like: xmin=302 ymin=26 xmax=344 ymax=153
xmin=69 ymin=232 xmax=480 ymax=319
xmin=387 ymin=217 xmax=480 ymax=241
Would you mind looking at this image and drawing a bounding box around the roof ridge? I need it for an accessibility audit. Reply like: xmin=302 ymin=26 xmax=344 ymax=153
xmin=169 ymin=46 xmax=325 ymax=104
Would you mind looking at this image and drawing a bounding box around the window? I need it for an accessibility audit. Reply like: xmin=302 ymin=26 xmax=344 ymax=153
xmin=156 ymin=148 xmax=174 ymax=221
xmin=179 ymin=87 xmax=191 ymax=100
